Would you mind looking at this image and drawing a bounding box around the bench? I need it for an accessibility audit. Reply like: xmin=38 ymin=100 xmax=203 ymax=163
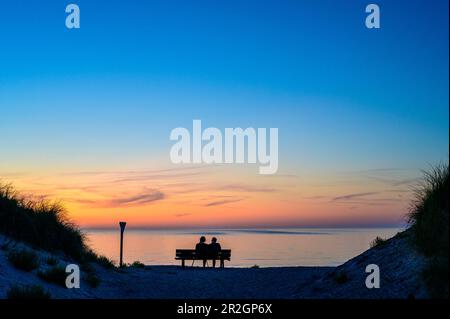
xmin=175 ymin=249 xmax=231 ymax=268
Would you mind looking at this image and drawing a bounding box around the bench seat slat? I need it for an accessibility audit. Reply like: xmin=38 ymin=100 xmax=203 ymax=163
xmin=175 ymin=249 xmax=231 ymax=267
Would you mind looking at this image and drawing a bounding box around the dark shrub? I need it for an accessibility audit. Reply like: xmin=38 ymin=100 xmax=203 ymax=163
xmin=422 ymin=256 xmax=449 ymax=298
xmin=7 ymin=248 xmax=39 ymax=271
xmin=370 ymin=236 xmax=387 ymax=249
xmin=333 ymin=272 xmax=349 ymax=284
xmin=85 ymin=272 xmax=101 ymax=288
xmin=80 ymin=262 xmax=94 ymax=273
xmin=38 ymin=265 xmax=67 ymax=286
xmin=94 ymin=255 xmax=115 ymax=269
xmin=7 ymin=284 xmax=50 ymax=299
xmin=45 ymin=256 xmax=58 ymax=266
xmin=130 ymin=261 xmax=145 ymax=268
xmin=83 ymin=249 xmax=115 ymax=269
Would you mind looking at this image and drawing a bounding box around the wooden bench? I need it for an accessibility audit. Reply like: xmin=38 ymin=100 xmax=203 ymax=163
xmin=175 ymin=249 xmax=231 ymax=268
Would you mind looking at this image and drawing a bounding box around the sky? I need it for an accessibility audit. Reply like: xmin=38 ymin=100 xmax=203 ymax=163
xmin=0 ymin=0 xmax=448 ymax=228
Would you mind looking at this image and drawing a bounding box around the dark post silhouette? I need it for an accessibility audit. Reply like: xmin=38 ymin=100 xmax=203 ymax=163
xmin=119 ymin=221 xmax=127 ymax=267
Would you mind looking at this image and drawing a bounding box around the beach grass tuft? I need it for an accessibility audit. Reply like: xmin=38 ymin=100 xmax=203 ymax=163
xmin=38 ymin=265 xmax=67 ymax=287
xmin=370 ymin=236 xmax=387 ymax=249
xmin=84 ymin=250 xmax=116 ymax=269
xmin=85 ymin=271 xmax=101 ymax=288
xmin=7 ymin=248 xmax=40 ymax=271
xmin=408 ymin=163 xmax=448 ymax=298
xmin=130 ymin=261 xmax=145 ymax=268
xmin=7 ymin=284 xmax=51 ymax=299
xmin=45 ymin=256 xmax=59 ymax=266
xmin=333 ymin=271 xmax=349 ymax=284
xmin=0 ymin=182 xmax=113 ymax=266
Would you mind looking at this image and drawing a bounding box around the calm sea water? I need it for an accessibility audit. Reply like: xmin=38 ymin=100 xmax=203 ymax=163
xmin=84 ymin=228 xmax=402 ymax=267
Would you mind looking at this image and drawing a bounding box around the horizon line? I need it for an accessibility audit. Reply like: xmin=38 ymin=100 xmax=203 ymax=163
xmin=81 ymin=224 xmax=406 ymax=232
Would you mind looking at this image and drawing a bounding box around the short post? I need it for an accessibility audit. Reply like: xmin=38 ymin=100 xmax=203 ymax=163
xmin=119 ymin=222 xmax=127 ymax=267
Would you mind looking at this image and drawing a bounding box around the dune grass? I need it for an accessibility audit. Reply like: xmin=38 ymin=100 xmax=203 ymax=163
xmin=7 ymin=248 xmax=40 ymax=271
xmin=130 ymin=261 xmax=146 ymax=268
xmin=85 ymin=272 xmax=101 ymax=288
xmin=333 ymin=271 xmax=349 ymax=284
xmin=7 ymin=284 xmax=51 ymax=299
xmin=38 ymin=265 xmax=67 ymax=287
xmin=408 ymin=163 xmax=449 ymax=298
xmin=370 ymin=236 xmax=387 ymax=249
xmin=0 ymin=182 xmax=113 ymax=267
xmin=45 ymin=256 xmax=59 ymax=266
xmin=87 ymin=252 xmax=115 ymax=269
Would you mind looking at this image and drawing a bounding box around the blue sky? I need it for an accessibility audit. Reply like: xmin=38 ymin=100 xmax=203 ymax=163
xmin=0 ymin=0 xmax=448 ymax=176
xmin=0 ymin=0 xmax=448 ymax=228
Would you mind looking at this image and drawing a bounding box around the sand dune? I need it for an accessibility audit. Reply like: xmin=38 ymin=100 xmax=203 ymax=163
xmin=0 ymin=231 xmax=428 ymax=299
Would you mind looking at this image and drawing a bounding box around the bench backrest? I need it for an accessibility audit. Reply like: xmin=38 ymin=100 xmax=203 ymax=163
xmin=176 ymin=249 xmax=231 ymax=259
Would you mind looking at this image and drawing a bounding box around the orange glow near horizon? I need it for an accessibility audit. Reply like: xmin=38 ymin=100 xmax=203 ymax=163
xmin=0 ymin=163 xmax=415 ymax=229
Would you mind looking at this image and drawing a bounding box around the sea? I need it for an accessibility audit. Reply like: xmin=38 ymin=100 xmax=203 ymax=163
xmin=83 ymin=227 xmax=402 ymax=267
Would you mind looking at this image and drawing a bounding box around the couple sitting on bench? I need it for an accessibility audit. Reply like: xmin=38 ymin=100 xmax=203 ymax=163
xmin=195 ymin=236 xmax=221 ymax=268
xmin=175 ymin=237 xmax=230 ymax=268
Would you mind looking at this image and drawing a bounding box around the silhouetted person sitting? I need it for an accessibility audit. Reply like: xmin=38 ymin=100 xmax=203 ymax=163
xmin=195 ymin=236 xmax=209 ymax=267
xmin=208 ymin=237 xmax=222 ymax=268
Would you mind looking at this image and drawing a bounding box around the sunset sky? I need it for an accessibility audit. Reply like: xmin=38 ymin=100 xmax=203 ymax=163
xmin=0 ymin=0 xmax=448 ymax=228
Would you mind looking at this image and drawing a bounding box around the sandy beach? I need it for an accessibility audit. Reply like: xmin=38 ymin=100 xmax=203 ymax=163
xmin=0 ymin=231 xmax=429 ymax=299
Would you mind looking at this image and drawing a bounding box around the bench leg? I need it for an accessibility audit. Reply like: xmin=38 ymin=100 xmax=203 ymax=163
xmin=182 ymin=259 xmax=185 ymax=268
xmin=220 ymin=259 xmax=224 ymax=268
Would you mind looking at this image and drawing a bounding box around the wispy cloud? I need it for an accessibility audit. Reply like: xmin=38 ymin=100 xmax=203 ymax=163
xmin=205 ymin=198 xmax=243 ymax=207
xmin=108 ymin=191 xmax=165 ymax=206
xmin=352 ymin=168 xmax=422 ymax=187
xmin=219 ymin=184 xmax=277 ymax=193
xmin=391 ymin=177 xmax=422 ymax=186
xmin=174 ymin=213 xmax=191 ymax=217
xmin=0 ymin=172 xmax=27 ymax=178
xmin=67 ymin=189 xmax=165 ymax=208
xmin=332 ymin=192 xmax=379 ymax=201
xmin=355 ymin=168 xmax=405 ymax=174
xmin=57 ymin=166 xmax=209 ymax=177
xmin=112 ymin=171 xmax=205 ymax=183
xmin=303 ymin=195 xmax=327 ymax=200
